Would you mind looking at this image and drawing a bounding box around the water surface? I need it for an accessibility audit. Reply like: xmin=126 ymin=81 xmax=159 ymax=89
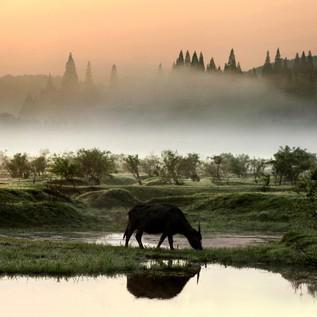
xmin=1 ymin=264 xmax=316 ymax=317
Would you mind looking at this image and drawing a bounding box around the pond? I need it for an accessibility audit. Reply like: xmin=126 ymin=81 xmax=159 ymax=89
xmin=1 ymin=264 xmax=316 ymax=317
xmin=0 ymin=231 xmax=280 ymax=249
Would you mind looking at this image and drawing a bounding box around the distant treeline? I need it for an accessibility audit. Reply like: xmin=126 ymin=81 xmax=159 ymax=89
xmin=173 ymin=48 xmax=317 ymax=95
xmin=1 ymin=146 xmax=317 ymax=193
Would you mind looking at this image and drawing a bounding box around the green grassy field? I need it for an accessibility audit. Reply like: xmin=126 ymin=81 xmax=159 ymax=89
xmin=0 ymin=232 xmax=316 ymax=276
xmin=0 ymin=176 xmax=316 ymax=274
xmin=0 ymin=178 xmax=316 ymax=234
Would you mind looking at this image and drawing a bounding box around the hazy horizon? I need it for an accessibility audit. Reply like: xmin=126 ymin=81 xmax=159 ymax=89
xmin=1 ymin=1 xmax=317 ymax=158
xmin=1 ymin=1 xmax=317 ymax=78
xmin=1 ymin=72 xmax=317 ymax=158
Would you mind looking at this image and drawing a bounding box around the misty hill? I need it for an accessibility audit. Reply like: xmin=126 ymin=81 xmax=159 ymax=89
xmin=251 ymin=55 xmax=317 ymax=74
xmin=0 ymin=74 xmax=61 ymax=114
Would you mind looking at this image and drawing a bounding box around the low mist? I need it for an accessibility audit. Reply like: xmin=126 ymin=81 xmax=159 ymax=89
xmin=1 ymin=71 xmax=316 ymax=157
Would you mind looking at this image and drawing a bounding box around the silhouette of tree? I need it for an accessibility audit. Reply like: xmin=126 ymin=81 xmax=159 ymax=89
xmin=191 ymin=51 xmax=199 ymax=69
xmin=300 ymin=51 xmax=308 ymax=74
xmin=224 ymin=49 xmax=238 ymax=73
xmin=207 ymin=58 xmax=217 ymax=72
xmin=274 ymin=48 xmax=283 ymax=74
xmin=262 ymin=51 xmax=273 ymax=76
xmin=176 ymin=50 xmax=185 ymax=67
xmin=185 ymin=50 xmax=191 ymax=67
xmin=198 ymin=52 xmax=205 ymax=71
xmin=124 ymin=155 xmax=143 ymax=185
xmin=62 ymin=53 xmax=79 ymax=91
xmin=293 ymin=53 xmax=301 ymax=80
xmin=307 ymin=51 xmax=315 ymax=81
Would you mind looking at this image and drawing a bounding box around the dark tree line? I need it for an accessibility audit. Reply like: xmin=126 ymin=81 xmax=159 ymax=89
xmin=262 ymin=49 xmax=316 ymax=93
xmin=173 ymin=49 xmax=242 ymax=74
xmin=172 ymin=48 xmax=317 ymax=95
xmin=1 ymin=146 xmax=317 ymax=188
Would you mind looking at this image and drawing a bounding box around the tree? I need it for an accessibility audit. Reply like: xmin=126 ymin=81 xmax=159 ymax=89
xmin=76 ymin=148 xmax=115 ymax=185
xmin=141 ymin=154 xmax=162 ymax=177
xmin=191 ymin=51 xmax=199 ymax=69
xmin=204 ymin=154 xmax=231 ymax=182
xmin=161 ymin=150 xmax=183 ymax=185
xmin=185 ymin=50 xmax=191 ymax=66
xmin=62 ymin=53 xmax=79 ymax=91
xmin=124 ymin=155 xmax=143 ymax=185
xmin=293 ymin=53 xmax=301 ymax=80
xmin=178 ymin=153 xmax=201 ymax=181
xmin=30 ymin=155 xmax=48 ymax=183
xmin=4 ymin=153 xmax=30 ymax=180
xmin=300 ymin=51 xmax=307 ymax=74
xmin=272 ymin=146 xmax=317 ymax=185
xmin=50 ymin=153 xmax=80 ymax=183
xmin=207 ymin=58 xmax=217 ymax=72
xmin=296 ymin=168 xmax=317 ymax=205
xmin=282 ymin=58 xmax=292 ymax=81
xmin=249 ymin=158 xmax=266 ymax=183
xmin=228 ymin=154 xmax=250 ymax=178
xmin=262 ymin=51 xmax=273 ymax=76
xmin=307 ymin=51 xmax=314 ymax=81
xmin=224 ymin=49 xmax=238 ymax=73
xmin=198 ymin=52 xmax=205 ymax=71
xmin=274 ymin=48 xmax=283 ymax=74
xmin=176 ymin=50 xmax=185 ymax=67
xmin=211 ymin=155 xmax=223 ymax=180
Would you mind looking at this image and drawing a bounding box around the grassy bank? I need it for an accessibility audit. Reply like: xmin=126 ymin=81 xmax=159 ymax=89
xmin=0 ymin=182 xmax=316 ymax=233
xmin=0 ymin=232 xmax=316 ymax=276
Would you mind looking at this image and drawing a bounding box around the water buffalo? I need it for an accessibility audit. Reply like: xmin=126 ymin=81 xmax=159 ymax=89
xmin=123 ymin=203 xmax=202 ymax=250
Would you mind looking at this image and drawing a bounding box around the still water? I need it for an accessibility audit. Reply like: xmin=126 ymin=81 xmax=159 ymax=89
xmin=1 ymin=264 xmax=316 ymax=317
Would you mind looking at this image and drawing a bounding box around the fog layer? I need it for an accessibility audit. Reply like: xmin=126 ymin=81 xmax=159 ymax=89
xmin=1 ymin=72 xmax=316 ymax=157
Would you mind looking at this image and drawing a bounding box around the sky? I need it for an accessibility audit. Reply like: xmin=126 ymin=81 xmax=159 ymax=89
xmin=0 ymin=0 xmax=316 ymax=79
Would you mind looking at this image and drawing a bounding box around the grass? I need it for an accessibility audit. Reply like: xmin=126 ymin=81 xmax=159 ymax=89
xmin=0 ymin=232 xmax=316 ymax=276
xmin=0 ymin=188 xmax=100 ymax=229
xmin=0 ymin=180 xmax=316 ymax=233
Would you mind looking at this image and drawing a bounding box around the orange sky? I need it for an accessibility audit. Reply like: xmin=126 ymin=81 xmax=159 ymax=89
xmin=0 ymin=0 xmax=316 ymax=79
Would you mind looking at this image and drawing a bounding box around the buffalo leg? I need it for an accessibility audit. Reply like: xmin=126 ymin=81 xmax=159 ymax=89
xmin=135 ymin=230 xmax=144 ymax=249
xmin=156 ymin=233 xmax=167 ymax=249
xmin=168 ymin=235 xmax=174 ymax=250
xmin=125 ymin=225 xmax=134 ymax=248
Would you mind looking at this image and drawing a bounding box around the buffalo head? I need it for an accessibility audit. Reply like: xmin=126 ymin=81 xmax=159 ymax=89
xmin=187 ymin=226 xmax=203 ymax=250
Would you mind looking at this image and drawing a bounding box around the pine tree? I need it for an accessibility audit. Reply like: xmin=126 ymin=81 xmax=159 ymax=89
xmin=293 ymin=53 xmax=301 ymax=79
xmin=262 ymin=51 xmax=273 ymax=76
xmin=300 ymin=51 xmax=307 ymax=74
xmin=207 ymin=58 xmax=217 ymax=72
xmin=85 ymin=62 xmax=94 ymax=86
xmin=224 ymin=49 xmax=237 ymax=73
xmin=274 ymin=48 xmax=283 ymax=74
xmin=198 ymin=52 xmax=205 ymax=71
xmin=185 ymin=51 xmax=191 ymax=66
xmin=62 ymin=52 xmax=79 ymax=91
xmin=176 ymin=50 xmax=185 ymax=67
xmin=282 ymin=58 xmax=291 ymax=80
xmin=307 ymin=51 xmax=314 ymax=81
xmin=191 ymin=51 xmax=199 ymax=69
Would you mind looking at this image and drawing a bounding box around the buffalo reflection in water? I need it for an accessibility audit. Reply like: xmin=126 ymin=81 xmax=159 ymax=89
xmin=127 ymin=265 xmax=201 ymax=299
